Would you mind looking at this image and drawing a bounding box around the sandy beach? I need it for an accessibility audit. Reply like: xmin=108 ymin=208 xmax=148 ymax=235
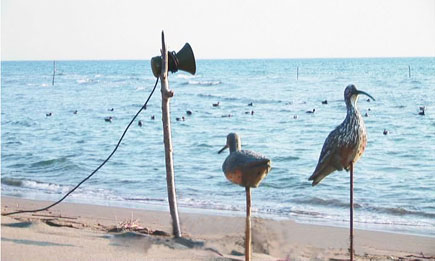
xmin=1 ymin=196 xmax=434 ymax=260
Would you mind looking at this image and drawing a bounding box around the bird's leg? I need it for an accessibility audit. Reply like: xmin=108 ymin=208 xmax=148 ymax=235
xmin=349 ymin=161 xmax=354 ymax=261
xmin=245 ymin=186 xmax=252 ymax=261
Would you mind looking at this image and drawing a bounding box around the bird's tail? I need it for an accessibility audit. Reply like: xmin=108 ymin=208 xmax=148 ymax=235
xmin=308 ymin=173 xmax=323 ymax=186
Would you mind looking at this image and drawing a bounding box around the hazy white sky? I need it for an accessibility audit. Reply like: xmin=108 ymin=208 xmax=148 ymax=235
xmin=1 ymin=0 xmax=434 ymax=60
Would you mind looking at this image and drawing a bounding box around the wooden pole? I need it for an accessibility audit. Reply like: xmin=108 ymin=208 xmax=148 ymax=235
xmin=160 ymin=31 xmax=181 ymax=238
xmin=408 ymin=65 xmax=411 ymax=78
xmin=350 ymin=161 xmax=354 ymax=261
xmin=245 ymin=186 xmax=252 ymax=261
xmin=296 ymin=66 xmax=299 ymax=80
xmin=52 ymin=61 xmax=56 ymax=86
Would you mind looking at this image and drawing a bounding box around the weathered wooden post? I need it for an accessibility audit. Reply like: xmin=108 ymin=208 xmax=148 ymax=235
xmin=159 ymin=31 xmax=181 ymax=238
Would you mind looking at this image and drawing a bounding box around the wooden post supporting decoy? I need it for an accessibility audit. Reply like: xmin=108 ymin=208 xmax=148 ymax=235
xmin=159 ymin=31 xmax=181 ymax=238
xmin=219 ymin=133 xmax=271 ymax=261
xmin=245 ymin=187 xmax=252 ymax=261
xmin=350 ymin=161 xmax=354 ymax=260
xmin=52 ymin=61 xmax=56 ymax=86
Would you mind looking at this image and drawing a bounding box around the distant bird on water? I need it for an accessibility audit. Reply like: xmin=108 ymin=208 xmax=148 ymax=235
xmin=322 ymin=100 xmax=328 ymax=104
xmin=218 ymin=133 xmax=271 ymax=188
xmin=306 ymin=108 xmax=315 ymax=114
xmin=46 ymin=112 xmax=52 ymax=117
xmin=213 ymin=102 xmax=220 ymax=107
xmin=104 ymin=116 xmax=113 ymax=122
xmin=309 ymin=84 xmax=375 ymax=186
xmin=419 ymin=107 xmax=425 ymax=116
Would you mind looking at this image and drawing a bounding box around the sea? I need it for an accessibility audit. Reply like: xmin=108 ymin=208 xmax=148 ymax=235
xmin=1 ymin=58 xmax=434 ymax=237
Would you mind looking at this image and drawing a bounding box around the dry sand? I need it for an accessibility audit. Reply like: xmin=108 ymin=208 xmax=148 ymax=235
xmin=1 ymin=196 xmax=434 ymax=260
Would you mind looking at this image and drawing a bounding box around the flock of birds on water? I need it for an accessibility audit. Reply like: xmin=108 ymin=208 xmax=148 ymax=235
xmin=44 ymin=99 xmax=427 ymax=136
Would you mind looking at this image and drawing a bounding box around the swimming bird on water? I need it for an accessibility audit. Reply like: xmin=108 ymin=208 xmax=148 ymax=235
xmin=213 ymin=102 xmax=220 ymax=107
xmin=418 ymin=107 xmax=425 ymax=116
xmin=104 ymin=116 xmax=113 ymax=122
xmin=309 ymin=84 xmax=375 ymax=186
xmin=218 ymin=133 xmax=271 ymax=188
xmin=306 ymin=108 xmax=315 ymax=114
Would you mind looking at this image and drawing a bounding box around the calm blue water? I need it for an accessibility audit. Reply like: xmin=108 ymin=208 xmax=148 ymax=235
xmin=2 ymin=58 xmax=435 ymax=236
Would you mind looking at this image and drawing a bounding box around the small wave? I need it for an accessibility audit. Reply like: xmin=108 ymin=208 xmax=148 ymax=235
xmin=30 ymin=157 xmax=68 ymax=167
xmin=1 ymin=177 xmax=23 ymax=187
xmin=8 ymin=120 xmax=36 ymax=127
xmin=184 ymin=80 xmax=222 ymax=86
xmin=273 ymin=155 xmax=299 ymax=161
xmin=124 ymin=197 xmax=165 ymax=202
xmin=77 ymin=78 xmax=95 ymax=84
xmin=28 ymin=157 xmax=82 ymax=173
xmin=1 ymin=177 xmax=64 ymax=193
xmin=294 ymin=197 xmax=361 ymax=209
xmin=368 ymin=206 xmax=435 ymax=219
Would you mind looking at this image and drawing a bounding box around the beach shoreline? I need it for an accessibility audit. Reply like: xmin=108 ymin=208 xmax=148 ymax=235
xmin=1 ymin=196 xmax=434 ymax=260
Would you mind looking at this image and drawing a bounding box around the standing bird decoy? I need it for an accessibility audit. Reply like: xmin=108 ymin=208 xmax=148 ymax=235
xmin=309 ymin=84 xmax=375 ymax=261
xmin=218 ymin=133 xmax=271 ymax=261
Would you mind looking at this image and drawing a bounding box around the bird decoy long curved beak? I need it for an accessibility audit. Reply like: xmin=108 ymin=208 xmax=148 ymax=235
xmin=357 ymin=90 xmax=375 ymax=101
xmin=218 ymin=145 xmax=228 ymax=154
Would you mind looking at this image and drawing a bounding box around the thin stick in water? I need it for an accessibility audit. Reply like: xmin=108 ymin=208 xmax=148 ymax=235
xmin=52 ymin=61 xmax=56 ymax=86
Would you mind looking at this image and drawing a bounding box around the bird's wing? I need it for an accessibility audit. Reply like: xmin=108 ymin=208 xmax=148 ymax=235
xmin=224 ymin=150 xmax=270 ymax=173
xmin=309 ymin=126 xmax=346 ymax=185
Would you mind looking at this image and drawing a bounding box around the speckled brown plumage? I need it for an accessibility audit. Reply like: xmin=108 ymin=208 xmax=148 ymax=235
xmin=309 ymin=84 xmax=374 ymax=186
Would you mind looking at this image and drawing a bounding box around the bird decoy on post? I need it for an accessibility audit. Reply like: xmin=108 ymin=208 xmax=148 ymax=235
xmin=218 ymin=133 xmax=271 ymax=261
xmin=309 ymin=84 xmax=375 ymax=261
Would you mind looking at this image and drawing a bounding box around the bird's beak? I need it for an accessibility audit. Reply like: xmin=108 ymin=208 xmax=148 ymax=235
xmin=357 ymin=90 xmax=375 ymax=101
xmin=218 ymin=144 xmax=228 ymax=154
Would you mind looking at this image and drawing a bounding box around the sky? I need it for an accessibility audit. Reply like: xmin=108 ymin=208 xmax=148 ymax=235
xmin=1 ymin=0 xmax=435 ymax=60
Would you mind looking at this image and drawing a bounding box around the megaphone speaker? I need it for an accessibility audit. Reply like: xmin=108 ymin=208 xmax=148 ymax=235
xmin=151 ymin=43 xmax=196 ymax=78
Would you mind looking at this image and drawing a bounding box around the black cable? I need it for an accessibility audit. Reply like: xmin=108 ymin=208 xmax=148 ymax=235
xmin=3 ymin=77 xmax=160 ymax=216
